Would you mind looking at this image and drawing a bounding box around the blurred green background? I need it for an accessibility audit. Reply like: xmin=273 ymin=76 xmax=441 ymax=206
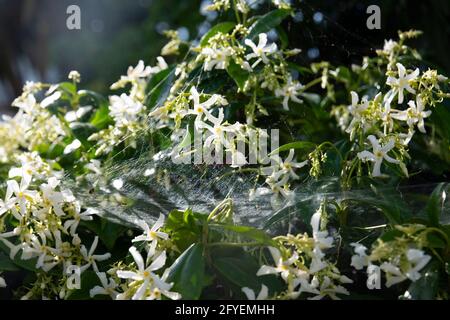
xmin=1 ymin=0 xmax=449 ymax=114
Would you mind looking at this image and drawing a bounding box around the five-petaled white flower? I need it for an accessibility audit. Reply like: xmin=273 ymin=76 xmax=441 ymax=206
xmin=386 ymin=63 xmax=420 ymax=104
xmin=242 ymin=284 xmax=269 ymax=300
xmin=392 ymin=95 xmax=431 ymax=133
xmin=188 ymin=86 xmax=228 ymax=129
xmin=357 ymin=135 xmax=400 ymax=177
xmin=117 ymin=247 xmax=180 ymax=300
xmin=80 ymin=236 xmax=111 ymax=273
xmin=245 ymin=33 xmax=278 ymax=69
xmin=256 ymin=247 xmax=298 ymax=281
xmin=90 ymin=272 xmax=120 ymax=299
xmin=275 ymin=77 xmax=304 ymax=110
xmin=132 ymin=214 xmax=169 ymax=257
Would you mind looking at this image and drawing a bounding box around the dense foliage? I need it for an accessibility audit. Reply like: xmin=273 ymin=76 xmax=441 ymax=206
xmin=1 ymin=0 xmax=450 ymax=300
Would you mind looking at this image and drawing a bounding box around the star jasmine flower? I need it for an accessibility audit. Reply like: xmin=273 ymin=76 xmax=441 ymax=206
xmin=392 ymin=95 xmax=431 ymax=133
xmin=132 ymin=214 xmax=169 ymax=257
xmin=357 ymin=135 xmax=400 ymax=177
xmin=0 ymin=183 xmax=17 ymax=218
xmin=109 ymin=94 xmax=144 ymax=126
xmin=111 ymin=60 xmax=152 ymax=89
xmin=257 ymin=247 xmax=298 ymax=281
xmin=350 ymin=243 xmax=369 ymax=270
xmin=245 ymin=33 xmax=278 ymax=69
xmin=40 ymin=177 xmax=75 ymax=216
xmin=117 ymin=247 xmax=176 ymax=300
xmin=275 ymin=77 xmax=304 ymax=110
xmin=63 ymin=208 xmax=97 ymax=236
xmin=269 ymin=149 xmax=309 ymax=180
xmin=149 ymin=56 xmax=169 ymax=74
xmin=346 ymin=91 xmax=370 ymax=138
xmin=90 ymin=272 xmax=120 ymax=299
xmin=201 ymin=47 xmax=233 ymax=71
xmin=404 ymin=249 xmax=431 ymax=281
xmin=6 ymin=178 xmax=38 ymax=217
xmin=188 ymin=86 xmax=228 ymax=129
xmin=242 ymin=284 xmax=269 ymax=300
xmin=80 ymin=236 xmax=111 ymax=272
xmin=380 ymin=262 xmax=407 ymax=287
xmin=40 ymin=91 xmax=62 ymax=108
xmin=308 ymin=276 xmax=350 ymax=300
xmin=199 ymin=108 xmax=242 ymax=151
xmin=386 ymin=63 xmax=420 ymax=104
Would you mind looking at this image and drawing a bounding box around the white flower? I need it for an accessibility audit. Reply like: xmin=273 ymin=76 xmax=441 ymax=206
xmin=198 ymin=108 xmax=242 ymax=151
xmin=39 ymin=177 xmax=75 ymax=217
xmin=0 ymin=275 xmax=6 ymax=288
xmin=392 ymin=95 xmax=431 ymax=133
xmin=132 ymin=215 xmax=169 ymax=257
xmin=382 ymin=39 xmax=397 ymax=55
xmin=68 ymin=70 xmax=81 ymax=83
xmin=386 ymin=63 xmax=420 ymax=104
xmin=242 ymin=284 xmax=269 ymax=300
xmin=150 ymin=56 xmax=169 ymax=74
xmin=0 ymin=182 xmax=18 ymax=218
xmin=90 ymin=272 xmax=119 ymax=299
xmin=117 ymin=247 xmax=180 ymax=300
xmin=357 ymin=135 xmax=400 ymax=177
xmin=308 ymin=276 xmax=350 ymax=300
xmin=257 ymin=247 xmax=298 ymax=282
xmin=405 ymin=249 xmax=431 ymax=281
xmin=41 ymin=91 xmax=62 ymax=108
xmin=80 ymin=236 xmax=111 ymax=272
xmin=245 ymin=33 xmax=278 ymax=69
xmin=275 ymin=77 xmax=304 ymax=110
xmin=346 ymin=91 xmax=369 ymax=136
xmin=350 ymin=243 xmax=369 ymax=270
xmin=6 ymin=177 xmax=38 ymax=217
xmin=263 ymin=149 xmax=308 ymax=180
xmin=63 ymin=139 xmax=82 ymax=155
xmin=111 ymin=60 xmax=152 ymax=90
xmin=380 ymin=262 xmax=406 ymax=287
xmin=109 ymin=94 xmax=144 ymax=126
xmin=188 ymin=86 xmax=228 ymax=128
xmin=201 ymin=47 xmax=233 ymax=71
xmin=64 ymin=208 xmax=97 ymax=236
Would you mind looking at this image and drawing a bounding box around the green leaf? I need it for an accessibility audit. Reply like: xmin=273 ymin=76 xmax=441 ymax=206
xmin=90 ymin=103 xmax=113 ymax=129
xmin=167 ymin=243 xmax=205 ymax=300
xmin=269 ymin=141 xmax=316 ymax=156
xmin=226 ymin=60 xmax=249 ymax=91
xmin=247 ymin=9 xmax=292 ymax=41
xmin=0 ymin=241 xmax=37 ymax=272
xmin=210 ymin=224 xmax=276 ymax=246
xmin=145 ymin=67 xmax=176 ymax=110
xmin=213 ymin=257 xmax=261 ymax=290
xmin=165 ymin=209 xmax=204 ymax=252
xmin=200 ymin=22 xmax=236 ymax=47
xmin=425 ymin=183 xmax=447 ymax=226
xmin=406 ymin=262 xmax=440 ymax=300
xmin=0 ymin=252 xmax=20 ymax=272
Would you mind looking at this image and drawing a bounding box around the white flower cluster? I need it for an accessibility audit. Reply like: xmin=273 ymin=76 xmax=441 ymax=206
xmin=90 ymin=214 xmax=181 ymax=300
xmin=0 ymin=84 xmax=66 ymax=163
xmin=89 ymin=58 xmax=168 ymax=156
xmin=248 ymin=206 xmax=352 ymax=300
xmin=350 ymin=243 xmax=431 ymax=288
xmin=0 ymin=156 xmax=111 ymax=298
xmin=334 ymin=61 xmax=448 ymax=178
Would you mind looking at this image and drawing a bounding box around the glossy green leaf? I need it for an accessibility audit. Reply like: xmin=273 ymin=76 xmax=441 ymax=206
xmin=145 ymin=67 xmax=176 ymax=110
xmin=247 ymin=9 xmax=292 ymax=41
xmin=200 ymin=22 xmax=236 ymax=47
xmin=167 ymin=243 xmax=205 ymax=300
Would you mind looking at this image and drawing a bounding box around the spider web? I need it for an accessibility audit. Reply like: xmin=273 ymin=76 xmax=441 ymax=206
xmin=62 ymin=1 xmax=448 ymax=231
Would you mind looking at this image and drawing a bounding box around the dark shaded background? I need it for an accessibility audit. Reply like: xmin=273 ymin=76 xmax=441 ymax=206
xmin=1 ymin=0 xmax=449 ymax=114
